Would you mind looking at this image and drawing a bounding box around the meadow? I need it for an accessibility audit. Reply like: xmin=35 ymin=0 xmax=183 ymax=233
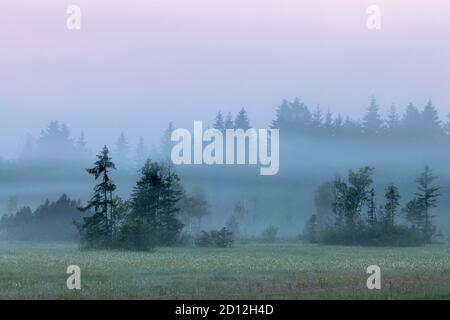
xmin=0 ymin=241 xmax=449 ymax=299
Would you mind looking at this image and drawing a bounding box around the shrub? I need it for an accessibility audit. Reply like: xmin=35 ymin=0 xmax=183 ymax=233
xmin=196 ymin=227 xmax=234 ymax=248
xmin=260 ymin=225 xmax=278 ymax=243
xmin=319 ymin=223 xmax=423 ymax=247
xmin=196 ymin=231 xmax=213 ymax=247
xmin=114 ymin=218 xmax=156 ymax=251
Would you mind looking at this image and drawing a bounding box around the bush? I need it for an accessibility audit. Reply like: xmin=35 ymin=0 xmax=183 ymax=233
xmin=196 ymin=231 xmax=213 ymax=247
xmin=196 ymin=227 xmax=234 ymax=248
xmin=319 ymin=223 xmax=423 ymax=247
xmin=260 ymin=225 xmax=278 ymax=242
xmin=114 ymin=218 xmax=156 ymax=251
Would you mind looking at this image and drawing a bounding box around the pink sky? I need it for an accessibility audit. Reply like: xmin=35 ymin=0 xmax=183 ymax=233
xmin=1 ymin=0 xmax=450 ymax=156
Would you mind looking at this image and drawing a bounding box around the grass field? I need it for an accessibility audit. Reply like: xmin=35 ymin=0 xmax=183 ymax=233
xmin=0 ymin=241 xmax=449 ymax=299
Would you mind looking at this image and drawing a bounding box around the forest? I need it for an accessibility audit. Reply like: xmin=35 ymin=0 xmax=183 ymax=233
xmin=0 ymin=97 xmax=449 ymax=248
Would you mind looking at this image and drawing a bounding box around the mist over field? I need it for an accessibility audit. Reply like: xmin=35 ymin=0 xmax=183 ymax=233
xmin=1 ymin=98 xmax=450 ymax=238
xmin=1 ymin=1 xmax=450 ymax=301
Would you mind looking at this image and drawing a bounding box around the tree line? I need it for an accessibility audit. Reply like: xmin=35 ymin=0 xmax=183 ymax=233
xmin=0 ymin=194 xmax=81 ymax=240
xmin=75 ymin=146 xmax=235 ymax=250
xmin=15 ymin=97 xmax=450 ymax=166
xmin=304 ymin=165 xmax=441 ymax=246
xmin=0 ymin=145 xmax=229 ymax=249
xmin=269 ymin=97 xmax=447 ymax=140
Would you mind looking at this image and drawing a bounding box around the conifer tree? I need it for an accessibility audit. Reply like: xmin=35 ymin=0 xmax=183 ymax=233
xmin=402 ymin=103 xmax=421 ymax=136
xmin=421 ymin=100 xmax=442 ymax=137
xmin=213 ymin=111 xmax=225 ymax=131
xmin=130 ymin=160 xmax=184 ymax=245
xmin=76 ymin=131 xmax=87 ymax=151
xmin=403 ymin=198 xmax=425 ymax=231
xmin=333 ymin=114 xmax=344 ymax=137
xmin=224 ymin=112 xmax=234 ymax=129
xmin=234 ymin=108 xmax=251 ymax=130
xmin=134 ymin=136 xmax=148 ymax=168
xmin=415 ymin=165 xmax=440 ymax=241
xmin=271 ymin=99 xmax=292 ymax=130
xmin=386 ymin=104 xmax=400 ymax=135
xmin=384 ymin=184 xmax=401 ymax=227
xmin=367 ymin=188 xmax=377 ymax=225
xmin=78 ymin=146 xmax=117 ymax=248
xmin=290 ymin=98 xmax=311 ymax=132
xmin=362 ymin=96 xmax=383 ymax=136
xmin=310 ymin=106 xmax=323 ymax=134
xmin=115 ymin=131 xmax=130 ymax=165
xmin=323 ymin=109 xmax=334 ymax=136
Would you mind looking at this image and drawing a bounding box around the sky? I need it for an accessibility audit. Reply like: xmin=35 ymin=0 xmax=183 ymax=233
xmin=1 ymin=0 xmax=450 ymax=157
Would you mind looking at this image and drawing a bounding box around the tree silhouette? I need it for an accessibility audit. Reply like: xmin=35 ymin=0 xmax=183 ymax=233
xmin=213 ymin=111 xmax=225 ymax=131
xmin=78 ymin=146 xmax=117 ymax=248
xmin=234 ymin=108 xmax=251 ymax=130
xmin=115 ymin=131 xmax=130 ymax=165
xmin=130 ymin=160 xmax=184 ymax=245
xmin=384 ymin=184 xmax=401 ymax=227
xmin=415 ymin=165 xmax=440 ymax=241
xmin=362 ymin=97 xmax=383 ymax=136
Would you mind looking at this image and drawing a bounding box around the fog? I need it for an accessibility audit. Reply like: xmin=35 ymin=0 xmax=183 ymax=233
xmin=1 ymin=98 xmax=450 ymax=239
xmin=1 ymin=1 xmax=450 ymax=240
xmin=1 ymin=1 xmax=450 ymax=157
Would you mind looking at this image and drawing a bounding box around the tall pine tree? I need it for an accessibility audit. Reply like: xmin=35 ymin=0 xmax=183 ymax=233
xmin=415 ymin=165 xmax=440 ymax=241
xmin=384 ymin=184 xmax=401 ymax=227
xmin=78 ymin=146 xmax=117 ymax=248
xmin=130 ymin=160 xmax=184 ymax=246
xmin=362 ymin=96 xmax=383 ymax=136
xmin=213 ymin=111 xmax=225 ymax=131
xmin=234 ymin=108 xmax=251 ymax=130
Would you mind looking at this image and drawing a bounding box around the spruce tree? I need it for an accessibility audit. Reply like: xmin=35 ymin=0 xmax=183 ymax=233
xmin=234 ymin=108 xmax=251 ymax=130
xmin=415 ymin=165 xmax=440 ymax=241
xmin=386 ymin=104 xmax=400 ymax=136
xmin=224 ymin=112 xmax=234 ymax=129
xmin=332 ymin=114 xmax=344 ymax=137
xmin=362 ymin=96 xmax=383 ymax=136
xmin=131 ymin=160 xmax=183 ymax=245
xmin=384 ymin=184 xmax=401 ymax=227
xmin=367 ymin=188 xmax=377 ymax=225
xmin=134 ymin=136 xmax=148 ymax=168
xmin=310 ymin=106 xmax=323 ymax=134
xmin=403 ymin=198 xmax=425 ymax=231
xmin=213 ymin=111 xmax=225 ymax=131
xmin=271 ymin=99 xmax=292 ymax=130
xmin=402 ymin=103 xmax=421 ymax=136
xmin=76 ymin=131 xmax=87 ymax=151
xmin=290 ymin=98 xmax=311 ymax=133
xmin=78 ymin=146 xmax=117 ymax=248
xmin=115 ymin=131 xmax=130 ymax=165
xmin=323 ymin=109 xmax=334 ymax=136
xmin=421 ymin=100 xmax=442 ymax=137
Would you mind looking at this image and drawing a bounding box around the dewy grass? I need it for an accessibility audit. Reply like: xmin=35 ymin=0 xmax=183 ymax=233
xmin=0 ymin=241 xmax=449 ymax=299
